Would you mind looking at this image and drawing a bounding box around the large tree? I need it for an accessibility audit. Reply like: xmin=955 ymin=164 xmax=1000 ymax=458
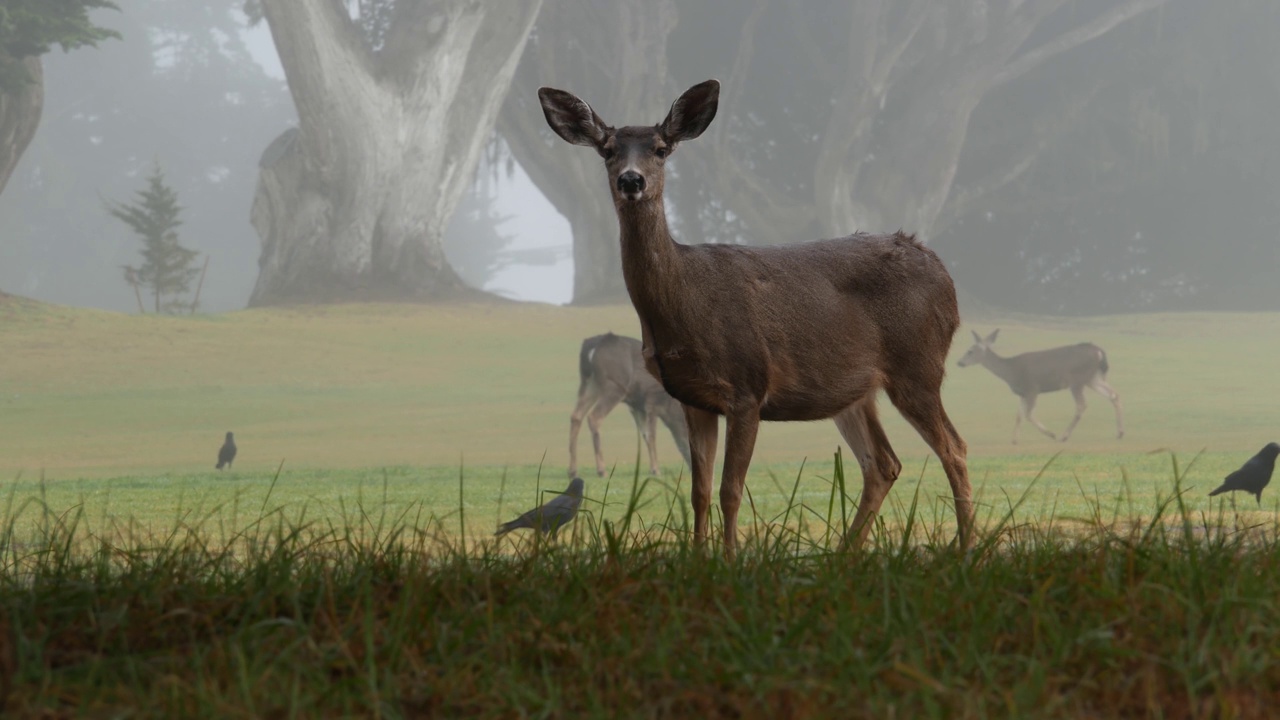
xmin=943 ymin=0 xmax=1280 ymax=313
xmin=0 ymin=0 xmax=117 ymax=197
xmin=499 ymin=0 xmax=677 ymax=303
xmin=247 ymin=0 xmax=542 ymax=305
xmin=669 ymin=0 xmax=1169 ymax=251
xmin=0 ymin=0 xmax=291 ymax=312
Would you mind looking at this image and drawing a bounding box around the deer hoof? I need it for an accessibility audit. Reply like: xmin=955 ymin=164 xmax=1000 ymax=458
xmin=1117 ymin=431 xmax=1125 ymax=440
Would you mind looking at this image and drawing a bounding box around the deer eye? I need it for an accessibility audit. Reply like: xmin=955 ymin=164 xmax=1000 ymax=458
xmin=654 ymin=147 xmax=669 ymax=159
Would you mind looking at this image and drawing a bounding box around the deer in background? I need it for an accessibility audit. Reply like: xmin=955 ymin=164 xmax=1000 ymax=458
xmin=539 ymin=79 xmax=972 ymax=554
xmin=570 ymin=332 xmax=692 ymax=478
xmin=956 ymin=329 xmax=1124 ymax=444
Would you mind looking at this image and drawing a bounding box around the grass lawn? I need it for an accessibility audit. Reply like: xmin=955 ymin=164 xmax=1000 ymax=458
xmin=3 ymin=296 xmax=1280 ymax=716
xmin=1 ymin=296 xmax=1277 ymax=539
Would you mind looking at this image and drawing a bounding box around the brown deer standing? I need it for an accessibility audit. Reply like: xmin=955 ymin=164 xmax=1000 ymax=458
xmin=539 ymin=79 xmax=972 ymax=553
xmin=570 ymin=332 xmax=692 ymax=478
xmin=956 ymin=329 xmax=1124 ymax=444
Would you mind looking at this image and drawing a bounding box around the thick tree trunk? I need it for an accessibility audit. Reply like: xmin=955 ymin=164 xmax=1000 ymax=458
xmin=0 ymin=57 xmax=43 ymax=197
xmin=249 ymin=0 xmax=542 ymax=306
xmin=564 ymin=200 xmax=621 ymax=304
xmin=500 ymin=0 xmax=677 ymax=305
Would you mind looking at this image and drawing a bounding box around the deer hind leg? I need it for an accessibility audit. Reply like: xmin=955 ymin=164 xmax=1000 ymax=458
xmin=569 ymin=383 xmax=601 ymax=478
xmin=1059 ymin=385 xmax=1088 ymax=443
xmin=719 ymin=408 xmax=761 ymax=557
xmin=683 ymin=406 xmax=719 ymax=547
xmin=585 ymin=383 xmax=627 ymax=477
xmin=835 ymin=398 xmax=903 ymax=551
xmin=887 ymin=383 xmax=974 ymax=550
xmin=628 ymin=401 xmax=660 ymax=476
xmin=1089 ymin=377 xmax=1124 ymax=439
xmin=1020 ymin=395 xmax=1057 ymax=441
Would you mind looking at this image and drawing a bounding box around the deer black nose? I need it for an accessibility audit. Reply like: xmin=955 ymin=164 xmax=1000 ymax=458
xmin=617 ymin=171 xmax=645 ymax=196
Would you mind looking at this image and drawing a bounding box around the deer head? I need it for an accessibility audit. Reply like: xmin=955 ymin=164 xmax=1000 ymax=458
xmin=956 ymin=329 xmax=1000 ymax=368
xmin=538 ymin=80 xmax=720 ymax=206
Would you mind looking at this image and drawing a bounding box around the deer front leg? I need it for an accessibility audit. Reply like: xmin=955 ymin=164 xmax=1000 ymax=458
xmin=683 ymin=405 xmax=719 ymax=546
xmin=720 ymin=408 xmax=761 ymax=557
xmin=1020 ymin=395 xmax=1057 ymax=440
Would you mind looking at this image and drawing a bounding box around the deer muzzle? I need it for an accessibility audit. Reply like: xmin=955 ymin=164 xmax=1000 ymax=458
xmin=617 ymin=171 xmax=645 ymax=200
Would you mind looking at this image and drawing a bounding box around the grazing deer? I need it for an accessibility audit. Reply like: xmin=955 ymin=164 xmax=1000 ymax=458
xmin=570 ymin=332 xmax=692 ymax=478
xmin=539 ymin=79 xmax=972 ymax=553
xmin=956 ymin=329 xmax=1124 ymax=443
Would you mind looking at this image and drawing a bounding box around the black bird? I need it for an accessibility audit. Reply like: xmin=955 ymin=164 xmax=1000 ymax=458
xmin=216 ymin=431 xmax=237 ymax=470
xmin=1208 ymin=442 xmax=1280 ymax=505
xmin=495 ymin=478 xmax=584 ymax=538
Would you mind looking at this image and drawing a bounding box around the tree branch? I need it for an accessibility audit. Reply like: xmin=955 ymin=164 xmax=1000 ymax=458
xmin=260 ymin=0 xmax=374 ymax=129
xmin=991 ymin=0 xmax=1168 ymax=91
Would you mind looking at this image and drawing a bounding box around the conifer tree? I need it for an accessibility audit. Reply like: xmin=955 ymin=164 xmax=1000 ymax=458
xmin=108 ymin=165 xmax=199 ymax=313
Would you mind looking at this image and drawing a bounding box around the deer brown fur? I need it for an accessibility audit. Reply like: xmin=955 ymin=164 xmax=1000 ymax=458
xmin=957 ymin=329 xmax=1124 ymax=443
xmin=539 ymin=79 xmax=973 ymax=553
xmin=569 ymin=332 xmax=692 ymax=478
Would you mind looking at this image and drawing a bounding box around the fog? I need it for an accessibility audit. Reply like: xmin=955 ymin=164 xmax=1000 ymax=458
xmin=1 ymin=0 xmax=1276 ymax=315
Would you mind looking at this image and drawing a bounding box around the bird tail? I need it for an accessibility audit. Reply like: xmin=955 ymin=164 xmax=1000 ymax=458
xmin=494 ymin=519 xmax=524 ymax=537
xmin=1208 ymin=484 xmax=1227 ymax=497
xmin=216 ymin=461 xmax=224 ymax=470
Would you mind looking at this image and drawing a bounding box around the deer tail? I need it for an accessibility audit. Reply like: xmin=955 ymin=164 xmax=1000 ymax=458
xmin=579 ymin=334 xmax=608 ymax=384
xmin=1098 ymin=348 xmax=1110 ymax=377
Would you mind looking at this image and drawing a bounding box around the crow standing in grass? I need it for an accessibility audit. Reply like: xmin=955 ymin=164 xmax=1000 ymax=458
xmin=216 ymin=431 xmax=237 ymax=470
xmin=1208 ymin=442 xmax=1280 ymax=505
xmin=495 ymin=478 xmax=584 ymax=538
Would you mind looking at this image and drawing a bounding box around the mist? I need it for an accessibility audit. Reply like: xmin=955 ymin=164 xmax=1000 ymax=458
xmin=1 ymin=0 xmax=1277 ymax=315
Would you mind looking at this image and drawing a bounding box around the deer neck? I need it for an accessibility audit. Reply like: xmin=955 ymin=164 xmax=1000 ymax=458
xmin=979 ymin=350 xmax=1019 ymax=385
xmin=615 ymin=197 xmax=685 ymax=308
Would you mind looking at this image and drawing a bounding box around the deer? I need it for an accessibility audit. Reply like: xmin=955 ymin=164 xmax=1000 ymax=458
xmin=570 ymin=332 xmax=692 ymax=478
xmin=539 ymin=79 xmax=972 ymax=554
xmin=956 ymin=329 xmax=1124 ymax=444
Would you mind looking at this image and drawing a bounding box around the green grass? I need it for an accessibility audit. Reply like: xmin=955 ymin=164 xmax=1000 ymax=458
xmin=1 ymin=298 xmax=1278 ymax=539
xmin=3 ymin=461 xmax=1280 ymax=718
xmin=2 ymin=298 xmax=1280 ymax=715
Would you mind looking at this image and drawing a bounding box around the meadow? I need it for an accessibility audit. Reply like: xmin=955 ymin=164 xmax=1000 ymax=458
xmin=1 ymin=294 xmax=1280 ymax=716
xmin=0 ymin=293 xmax=1276 ymax=536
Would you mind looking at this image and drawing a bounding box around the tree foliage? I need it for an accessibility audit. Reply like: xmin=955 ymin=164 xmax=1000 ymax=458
xmin=0 ymin=0 xmax=119 ymax=91
xmin=107 ymin=164 xmax=200 ymax=313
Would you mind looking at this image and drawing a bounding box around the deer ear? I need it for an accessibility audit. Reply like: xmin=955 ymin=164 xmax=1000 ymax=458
xmin=660 ymin=79 xmax=719 ymax=144
xmin=539 ymin=87 xmax=612 ymax=150
xmin=986 ymin=329 xmax=1000 ymax=344
xmin=971 ymin=330 xmax=982 ymax=343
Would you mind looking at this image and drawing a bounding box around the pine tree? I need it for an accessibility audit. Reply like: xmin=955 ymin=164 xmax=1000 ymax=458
xmin=107 ymin=164 xmax=199 ymax=313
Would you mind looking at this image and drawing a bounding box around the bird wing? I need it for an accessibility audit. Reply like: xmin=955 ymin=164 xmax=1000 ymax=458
xmin=495 ymin=488 xmax=582 ymax=535
xmin=1217 ymin=454 xmax=1267 ymax=492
